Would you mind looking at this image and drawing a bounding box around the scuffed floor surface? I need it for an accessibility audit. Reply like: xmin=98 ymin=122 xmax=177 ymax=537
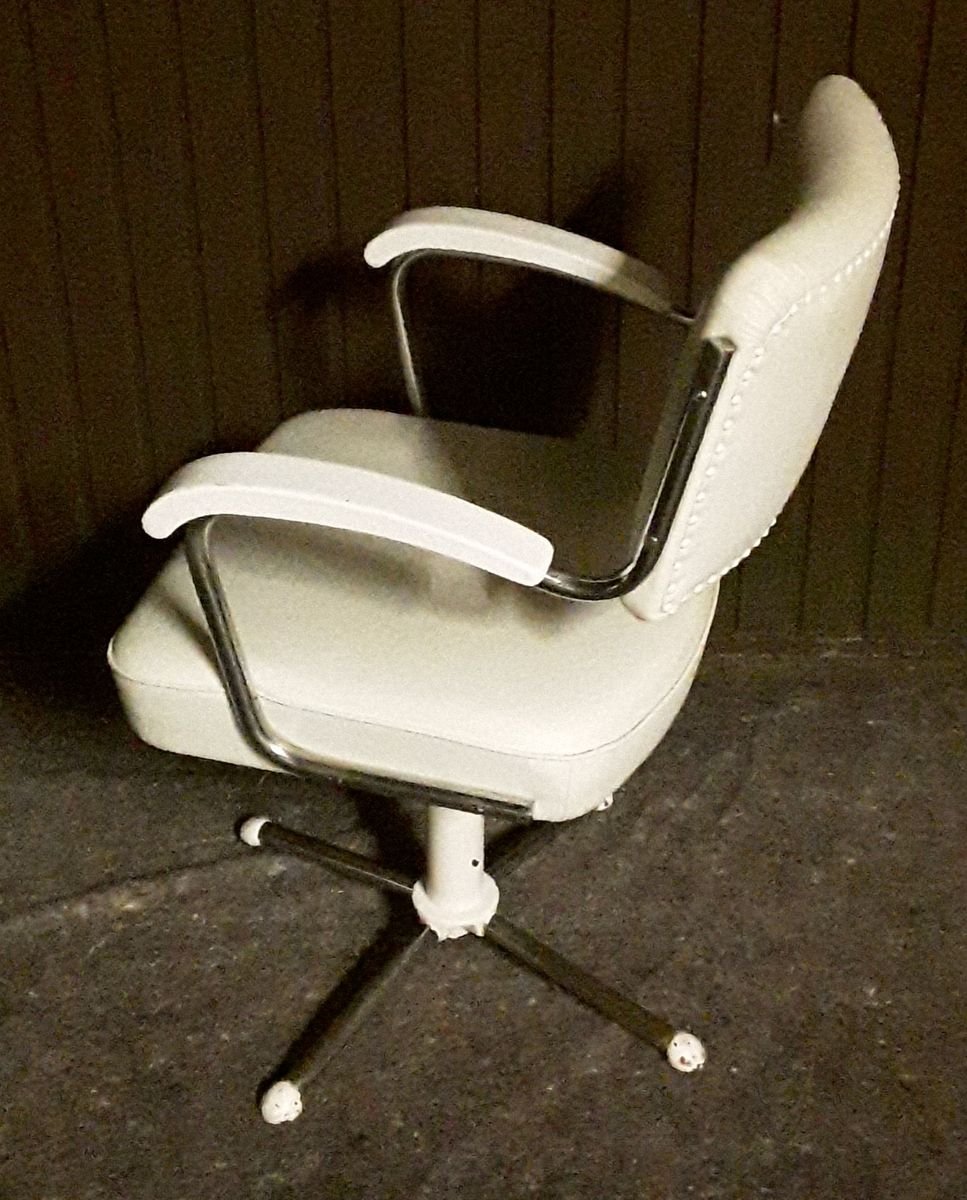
xmin=0 ymin=646 xmax=964 ymax=1199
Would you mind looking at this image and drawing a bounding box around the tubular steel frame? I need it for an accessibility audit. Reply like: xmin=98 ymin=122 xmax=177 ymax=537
xmin=179 ymin=260 xmax=723 ymax=1119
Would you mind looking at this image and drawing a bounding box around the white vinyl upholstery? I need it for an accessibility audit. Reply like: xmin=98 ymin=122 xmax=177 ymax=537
xmin=624 ymin=75 xmax=900 ymax=620
xmin=110 ymin=410 xmax=717 ymax=822
xmin=110 ymin=76 xmax=896 ymax=824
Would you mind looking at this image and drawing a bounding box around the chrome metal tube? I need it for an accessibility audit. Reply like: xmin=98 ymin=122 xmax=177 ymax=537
xmin=484 ymin=915 xmax=676 ymax=1053
xmin=271 ymin=927 xmax=431 ymax=1094
xmin=255 ymin=821 xmax=415 ymax=896
xmin=537 ymin=336 xmax=734 ymax=602
xmin=389 ymin=253 xmax=433 ymax=416
xmin=183 ymin=519 xmax=534 ymax=824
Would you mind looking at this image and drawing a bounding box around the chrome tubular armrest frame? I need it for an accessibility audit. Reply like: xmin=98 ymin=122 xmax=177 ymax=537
xmin=388 ymin=250 xmax=729 ymax=606
xmin=183 ymin=518 xmax=535 ymax=823
xmin=389 ymin=248 xmax=695 ymax=417
xmin=536 ymin=336 xmax=734 ymax=602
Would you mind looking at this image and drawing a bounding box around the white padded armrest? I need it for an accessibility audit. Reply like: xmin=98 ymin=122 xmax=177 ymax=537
xmin=142 ymin=452 xmax=554 ymax=586
xmin=364 ymin=206 xmax=672 ymax=314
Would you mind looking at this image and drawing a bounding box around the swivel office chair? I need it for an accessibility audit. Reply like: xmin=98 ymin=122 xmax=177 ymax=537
xmin=109 ymin=76 xmax=898 ymax=1123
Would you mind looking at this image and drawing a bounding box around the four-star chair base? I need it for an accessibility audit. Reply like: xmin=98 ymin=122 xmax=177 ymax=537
xmin=241 ymin=806 xmax=706 ymax=1125
xmin=107 ymin=75 xmax=899 ymax=1132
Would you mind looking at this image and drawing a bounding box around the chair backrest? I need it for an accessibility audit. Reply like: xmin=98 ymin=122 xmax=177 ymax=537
xmin=624 ymin=76 xmax=899 ymax=622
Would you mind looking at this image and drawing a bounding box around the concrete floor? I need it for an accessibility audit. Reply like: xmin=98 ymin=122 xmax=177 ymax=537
xmin=0 ymin=643 xmax=964 ymax=1198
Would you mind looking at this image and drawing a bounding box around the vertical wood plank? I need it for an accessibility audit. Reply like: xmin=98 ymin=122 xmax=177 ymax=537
xmin=103 ymin=0 xmax=214 ymax=477
xmin=29 ymin=0 xmax=153 ymax=520
xmin=0 ymin=325 xmax=33 ymax=605
xmin=620 ymin=0 xmax=702 ymax=321
xmin=866 ymin=0 xmax=966 ymax=635
xmin=692 ymin=0 xmax=779 ymax=638
xmin=551 ymin=0 xmax=625 ymax=229
xmin=254 ymin=0 xmax=343 ymax=419
xmin=0 ymin=1 xmax=92 ymax=574
xmin=774 ymin=0 xmax=855 ymax=90
xmin=178 ymin=0 xmax=280 ymax=446
xmin=399 ymin=0 xmax=480 ymax=422
xmin=551 ymin=0 xmax=626 ymax=447
xmin=477 ymin=0 xmax=554 ymax=431
xmin=931 ymin=333 xmax=967 ymax=633
xmin=617 ymin=1 xmax=702 ymax=469
xmin=738 ymin=0 xmax=855 ymax=637
xmin=803 ymin=0 xmax=934 ymax=635
xmin=403 ymin=0 xmax=478 ymax=207
xmin=478 ymin=0 xmax=552 ymax=222
xmin=691 ymin=2 xmax=778 ymax=296
xmin=328 ymin=0 xmax=407 ymax=409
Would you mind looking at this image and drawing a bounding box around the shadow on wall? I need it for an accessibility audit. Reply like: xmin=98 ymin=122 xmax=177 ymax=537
xmin=0 ymin=510 xmax=171 ymax=714
xmin=272 ymin=169 xmax=629 ymax=435
xmin=0 ymin=174 xmax=629 ymax=704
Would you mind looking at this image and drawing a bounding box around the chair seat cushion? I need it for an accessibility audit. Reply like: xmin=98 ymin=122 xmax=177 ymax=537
xmin=109 ymin=410 xmax=717 ymax=821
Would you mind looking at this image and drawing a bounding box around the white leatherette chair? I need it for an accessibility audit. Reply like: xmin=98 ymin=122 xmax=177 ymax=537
xmin=109 ymin=77 xmax=898 ymax=1123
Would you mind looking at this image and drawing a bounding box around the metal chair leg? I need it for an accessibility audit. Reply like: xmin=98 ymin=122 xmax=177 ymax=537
xmin=240 ymin=816 xmax=425 ymax=1122
xmin=260 ymin=927 xmax=432 ymax=1124
xmin=484 ymin=915 xmax=706 ymax=1073
xmin=240 ymin=816 xmax=415 ymax=894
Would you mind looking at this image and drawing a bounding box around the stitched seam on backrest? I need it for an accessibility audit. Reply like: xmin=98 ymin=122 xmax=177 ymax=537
xmin=657 ymin=206 xmax=897 ymax=616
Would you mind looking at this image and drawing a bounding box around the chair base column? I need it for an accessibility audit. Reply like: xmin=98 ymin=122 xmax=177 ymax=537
xmin=411 ymin=805 xmax=499 ymax=939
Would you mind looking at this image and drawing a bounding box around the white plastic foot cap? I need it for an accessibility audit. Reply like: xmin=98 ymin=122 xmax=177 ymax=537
xmin=261 ymin=1079 xmax=303 ymax=1124
xmin=239 ymin=816 xmax=270 ymax=848
xmin=666 ymin=1031 xmax=706 ymax=1073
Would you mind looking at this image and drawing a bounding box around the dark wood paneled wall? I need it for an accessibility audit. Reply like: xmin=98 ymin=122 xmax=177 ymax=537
xmin=1 ymin=0 xmax=964 ymax=640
